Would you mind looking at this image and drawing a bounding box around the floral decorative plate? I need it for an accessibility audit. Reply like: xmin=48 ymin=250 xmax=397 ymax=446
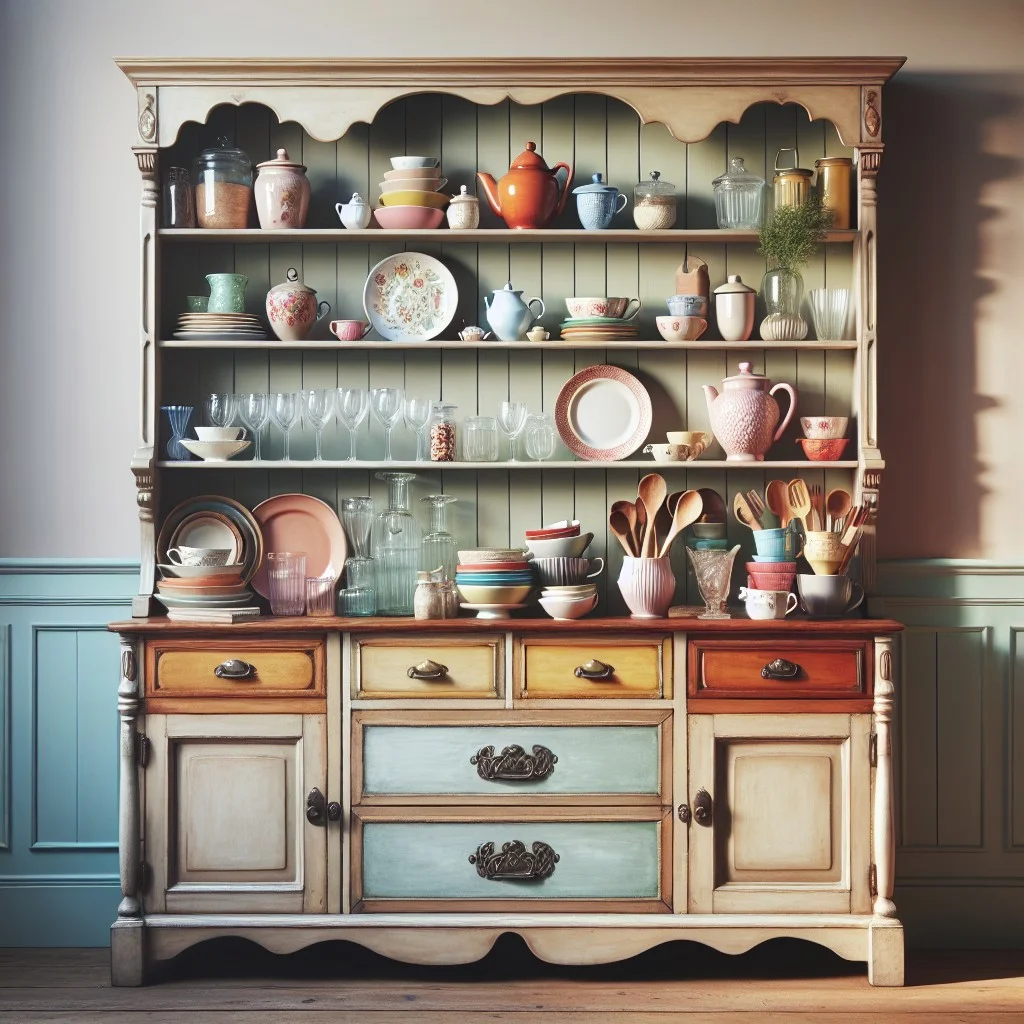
xmin=554 ymin=364 xmax=652 ymax=461
xmin=362 ymin=253 xmax=458 ymax=341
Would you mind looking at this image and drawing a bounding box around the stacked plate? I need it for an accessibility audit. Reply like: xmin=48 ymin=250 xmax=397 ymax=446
xmin=173 ymin=312 xmax=267 ymax=341
xmin=454 ymin=548 xmax=534 ymax=618
xmin=375 ymin=157 xmax=449 ymax=230
xmin=559 ymin=316 xmax=640 ymax=342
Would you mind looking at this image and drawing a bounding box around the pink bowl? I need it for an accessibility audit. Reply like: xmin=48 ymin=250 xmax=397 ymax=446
xmin=797 ymin=438 xmax=850 ymax=461
xmin=746 ymin=561 xmax=796 ymax=592
xmin=373 ymin=206 xmax=446 ymax=230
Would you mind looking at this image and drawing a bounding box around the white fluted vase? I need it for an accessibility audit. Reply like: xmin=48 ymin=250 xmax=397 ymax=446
xmin=617 ymin=556 xmax=677 ymax=619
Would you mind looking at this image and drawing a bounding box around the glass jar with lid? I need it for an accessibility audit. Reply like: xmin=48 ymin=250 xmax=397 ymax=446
xmin=712 ymin=157 xmax=764 ymax=229
xmin=193 ymin=138 xmax=253 ymax=229
xmin=429 ymin=402 xmax=457 ymax=462
xmin=773 ymin=148 xmax=814 ymax=210
xmin=633 ymin=171 xmax=676 ymax=230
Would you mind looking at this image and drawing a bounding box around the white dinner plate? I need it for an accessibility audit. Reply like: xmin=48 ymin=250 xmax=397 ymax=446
xmin=554 ymin=364 xmax=652 ymax=461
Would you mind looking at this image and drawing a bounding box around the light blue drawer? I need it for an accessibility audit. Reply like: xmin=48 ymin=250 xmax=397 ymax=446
xmin=360 ymin=820 xmax=663 ymax=900
xmin=360 ymin=724 xmax=663 ymax=797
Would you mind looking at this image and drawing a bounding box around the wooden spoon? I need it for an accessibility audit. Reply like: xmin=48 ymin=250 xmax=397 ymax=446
xmin=733 ymin=490 xmax=763 ymax=531
xmin=609 ymin=508 xmax=638 ymax=557
xmin=667 ymin=490 xmax=686 ymax=516
xmin=633 ymin=499 xmax=648 ymax=556
xmin=610 ymin=500 xmax=638 ymax=549
xmin=659 ymin=489 xmax=703 ymax=557
xmin=787 ymin=478 xmax=812 ymax=533
xmin=637 ymin=473 xmax=668 ymax=557
xmin=766 ymin=479 xmax=789 ymax=528
xmin=696 ymin=487 xmax=727 ymax=525
xmin=826 ymin=488 xmax=852 ymax=533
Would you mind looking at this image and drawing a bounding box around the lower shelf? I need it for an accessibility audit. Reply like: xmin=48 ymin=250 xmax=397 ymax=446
xmin=156 ymin=460 xmax=862 ymax=471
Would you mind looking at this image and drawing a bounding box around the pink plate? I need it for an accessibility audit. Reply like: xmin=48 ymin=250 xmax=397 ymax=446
xmin=250 ymin=494 xmax=347 ymax=598
xmin=554 ymin=364 xmax=652 ymax=461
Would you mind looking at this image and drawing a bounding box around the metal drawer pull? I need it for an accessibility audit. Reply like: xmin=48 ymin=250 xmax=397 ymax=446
xmin=407 ymin=659 xmax=449 ymax=681
xmin=693 ymin=788 xmax=713 ymax=827
xmin=305 ymin=787 xmax=341 ymax=826
xmin=574 ymin=658 xmax=615 ymax=680
xmin=471 ymin=744 xmax=557 ymax=781
xmin=761 ymin=657 xmax=801 ymax=680
xmin=214 ymin=658 xmax=255 ymax=680
xmin=469 ymin=840 xmax=559 ymax=881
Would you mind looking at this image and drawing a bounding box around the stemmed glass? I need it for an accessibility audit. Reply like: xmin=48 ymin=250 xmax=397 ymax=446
xmin=336 ymin=387 xmax=370 ymax=461
xmin=496 ymin=401 xmax=528 ymax=461
xmin=370 ymin=386 xmax=405 ymax=462
xmin=404 ymin=397 xmax=432 ymax=462
xmin=239 ymin=393 xmax=270 ymax=461
xmin=205 ymin=393 xmax=237 ymax=429
xmin=270 ymin=391 xmax=299 ymax=461
xmin=301 ymin=388 xmax=335 ymax=462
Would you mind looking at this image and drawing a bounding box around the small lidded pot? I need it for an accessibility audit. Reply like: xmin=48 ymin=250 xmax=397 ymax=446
xmin=336 ymin=192 xmax=372 ymax=230
xmin=266 ymin=268 xmax=331 ymax=342
xmin=572 ymin=173 xmax=628 ymax=230
xmin=773 ymin=148 xmax=814 ymax=210
xmin=254 ymin=148 xmax=311 ymax=229
xmin=446 ymin=185 xmax=480 ymax=230
xmin=193 ymin=139 xmax=253 ymax=229
xmin=633 ymin=171 xmax=676 ymax=230
xmin=714 ymin=274 xmax=756 ymax=342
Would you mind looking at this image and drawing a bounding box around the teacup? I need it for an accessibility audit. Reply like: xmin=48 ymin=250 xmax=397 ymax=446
xmin=753 ymin=526 xmax=802 ymax=562
xmin=666 ymin=430 xmax=710 ymax=453
xmin=532 ymin=555 xmax=604 ymax=587
xmin=738 ymin=586 xmax=799 ymax=620
xmin=185 ymin=295 xmax=209 ymax=313
xmin=803 ymin=530 xmax=845 ymax=575
xmin=526 ymin=327 xmax=550 ymax=341
xmin=796 ymin=573 xmax=864 ymax=618
xmin=330 ymin=319 xmax=372 ymax=341
xmin=643 ymin=443 xmax=688 ymax=462
xmin=166 ymin=546 xmax=233 ymax=567
xmin=458 ymin=326 xmax=492 ymax=342
xmin=666 ymin=294 xmax=708 ymax=318
xmin=565 ymin=296 xmax=641 ymax=320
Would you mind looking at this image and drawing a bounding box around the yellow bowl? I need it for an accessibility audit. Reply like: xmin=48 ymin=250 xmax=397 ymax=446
xmin=379 ymin=190 xmax=450 ymax=210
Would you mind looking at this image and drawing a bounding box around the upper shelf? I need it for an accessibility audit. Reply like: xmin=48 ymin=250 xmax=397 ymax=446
xmin=159 ymin=228 xmax=860 ymax=245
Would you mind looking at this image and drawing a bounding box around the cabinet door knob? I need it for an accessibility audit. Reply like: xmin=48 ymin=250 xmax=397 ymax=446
xmin=469 ymin=840 xmax=559 ymax=881
xmin=677 ymin=804 xmax=691 ymax=824
xmin=214 ymin=658 xmax=256 ymax=680
xmin=306 ymin=787 xmax=327 ymax=826
xmin=407 ymin=659 xmax=449 ymax=681
xmin=471 ymin=744 xmax=557 ymax=781
xmin=327 ymin=801 xmax=342 ymax=822
xmin=574 ymin=659 xmax=615 ymax=680
xmin=693 ymin=788 xmax=713 ymax=827
xmin=761 ymin=658 xmax=800 ymax=680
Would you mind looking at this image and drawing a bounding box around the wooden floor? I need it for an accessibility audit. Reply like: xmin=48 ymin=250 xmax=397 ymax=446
xmin=1 ymin=939 xmax=1023 ymax=1022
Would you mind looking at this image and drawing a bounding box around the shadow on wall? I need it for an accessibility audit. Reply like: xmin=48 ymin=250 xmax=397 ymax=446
xmin=877 ymin=73 xmax=1022 ymax=559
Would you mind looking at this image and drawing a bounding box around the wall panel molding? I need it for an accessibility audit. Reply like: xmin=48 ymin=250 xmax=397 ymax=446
xmin=0 ymin=623 xmax=9 ymax=850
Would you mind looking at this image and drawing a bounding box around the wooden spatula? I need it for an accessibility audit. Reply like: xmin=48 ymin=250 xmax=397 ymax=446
xmin=733 ymin=490 xmax=763 ymax=531
xmin=787 ymin=478 xmax=812 ymax=533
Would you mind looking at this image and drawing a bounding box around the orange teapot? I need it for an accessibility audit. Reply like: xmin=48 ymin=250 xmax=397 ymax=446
xmin=477 ymin=141 xmax=573 ymax=230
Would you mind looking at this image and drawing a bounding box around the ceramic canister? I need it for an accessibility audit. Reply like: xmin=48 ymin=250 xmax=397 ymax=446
xmin=617 ymin=556 xmax=676 ymax=619
xmin=572 ymin=174 xmax=628 ymax=230
xmin=714 ymin=274 xmax=756 ymax=342
xmin=254 ymin=148 xmax=311 ymax=229
xmin=266 ymin=268 xmax=331 ymax=342
xmin=446 ymin=186 xmax=480 ymax=230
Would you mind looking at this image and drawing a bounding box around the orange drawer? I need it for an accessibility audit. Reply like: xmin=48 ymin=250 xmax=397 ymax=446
xmin=689 ymin=638 xmax=868 ymax=699
xmin=147 ymin=637 xmax=325 ymax=698
xmin=518 ymin=636 xmax=670 ymax=699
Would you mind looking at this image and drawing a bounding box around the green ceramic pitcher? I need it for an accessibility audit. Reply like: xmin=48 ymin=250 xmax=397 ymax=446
xmin=206 ymin=273 xmax=248 ymax=313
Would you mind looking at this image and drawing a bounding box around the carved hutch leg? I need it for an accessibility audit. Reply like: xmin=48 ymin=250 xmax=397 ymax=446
xmin=869 ymin=635 xmax=903 ymax=986
xmin=111 ymin=639 xmax=146 ymax=986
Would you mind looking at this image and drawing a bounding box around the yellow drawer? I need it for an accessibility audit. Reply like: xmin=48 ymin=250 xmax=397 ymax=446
xmin=517 ymin=636 xmax=670 ymax=699
xmin=354 ymin=635 xmax=502 ymax=698
xmin=147 ymin=637 xmax=325 ymax=698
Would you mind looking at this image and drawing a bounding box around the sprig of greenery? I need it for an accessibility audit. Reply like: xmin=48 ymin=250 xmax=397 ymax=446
xmin=757 ymin=192 xmax=834 ymax=272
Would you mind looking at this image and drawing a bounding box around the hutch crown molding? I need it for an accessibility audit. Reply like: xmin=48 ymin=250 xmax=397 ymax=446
xmin=113 ymin=56 xmax=905 ymax=988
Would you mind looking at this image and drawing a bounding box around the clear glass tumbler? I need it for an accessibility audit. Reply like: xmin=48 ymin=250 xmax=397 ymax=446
xmin=338 ymin=556 xmax=376 ymax=616
xmin=421 ymin=494 xmax=458 ymax=579
xmin=340 ymin=496 xmax=374 ymax=558
xmin=463 ymin=416 xmax=499 ymax=462
xmin=523 ymin=413 xmax=557 ymax=461
xmin=305 ymin=575 xmax=336 ymax=616
xmin=266 ymin=551 xmax=307 ymax=615
xmin=809 ymin=287 xmax=851 ymax=341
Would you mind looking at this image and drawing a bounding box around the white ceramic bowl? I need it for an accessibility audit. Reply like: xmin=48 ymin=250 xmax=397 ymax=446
xmin=194 ymin=426 xmax=244 ymax=442
xmin=180 ymin=439 xmax=251 ymax=462
xmin=390 ymin=155 xmax=439 ymax=170
xmin=523 ymin=533 xmax=594 ymax=559
xmin=540 ymin=584 xmax=597 ymax=598
xmin=538 ymin=593 xmax=598 ymax=620
xmin=456 ymin=583 xmax=533 ymax=605
xmin=656 ymin=315 xmax=707 ymax=342
xmin=800 ymin=416 xmax=849 ymax=439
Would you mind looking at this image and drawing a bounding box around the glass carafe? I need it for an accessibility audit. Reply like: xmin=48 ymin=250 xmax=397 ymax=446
xmin=420 ymin=494 xmax=458 ymax=580
xmin=371 ymin=472 xmax=421 ymax=615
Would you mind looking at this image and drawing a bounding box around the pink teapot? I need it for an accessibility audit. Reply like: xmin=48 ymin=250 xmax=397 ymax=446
xmin=702 ymin=361 xmax=797 ymax=462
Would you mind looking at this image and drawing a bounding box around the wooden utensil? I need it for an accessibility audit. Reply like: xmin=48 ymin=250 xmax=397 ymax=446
xmin=633 ymin=499 xmax=648 ymax=556
xmin=787 ymin=478 xmax=812 ymax=533
xmin=766 ymin=479 xmax=790 ymax=528
xmin=696 ymin=487 xmax=727 ymax=525
xmin=637 ymin=473 xmax=668 ymax=557
xmin=659 ymin=489 xmax=704 ymax=557
xmin=836 ymin=507 xmax=869 ymax=574
xmin=746 ymin=489 xmax=769 ymax=528
xmin=808 ymin=484 xmax=824 ymax=531
xmin=733 ymin=490 xmax=763 ymax=531
xmin=610 ymin=500 xmax=638 ymax=550
xmin=667 ymin=490 xmax=686 ymax=516
xmin=609 ymin=508 xmax=638 ymax=557
xmin=826 ymin=488 xmax=852 ymax=533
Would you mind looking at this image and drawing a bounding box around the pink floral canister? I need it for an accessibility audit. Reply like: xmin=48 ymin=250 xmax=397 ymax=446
xmin=266 ymin=268 xmax=331 ymax=341
xmin=254 ymin=148 xmax=311 ymax=229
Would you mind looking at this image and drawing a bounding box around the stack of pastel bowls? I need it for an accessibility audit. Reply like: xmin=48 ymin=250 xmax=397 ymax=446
xmin=526 ymin=522 xmax=601 ymax=620
xmin=797 ymin=415 xmax=850 ymax=462
xmin=375 ymin=157 xmax=450 ymax=230
xmin=746 ymin=522 xmax=799 ymax=593
xmin=455 ymin=548 xmax=535 ymax=607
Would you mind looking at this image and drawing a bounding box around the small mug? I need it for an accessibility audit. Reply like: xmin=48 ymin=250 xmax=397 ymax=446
xmin=185 ymin=295 xmax=209 ymax=313
xmin=753 ymin=526 xmax=802 ymax=562
xmin=796 ymin=573 xmax=865 ymax=618
xmin=330 ymin=319 xmax=372 ymax=341
xmin=803 ymin=530 xmax=845 ymax=575
xmin=665 ymin=432 xmax=706 ymax=458
xmin=738 ymin=586 xmax=799 ymax=620
xmin=644 ymin=443 xmax=688 ymax=462
xmin=166 ymin=546 xmax=232 ymax=567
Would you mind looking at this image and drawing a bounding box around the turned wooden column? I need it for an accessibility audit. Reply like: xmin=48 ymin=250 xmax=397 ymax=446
xmin=872 ymin=635 xmax=897 ymax=919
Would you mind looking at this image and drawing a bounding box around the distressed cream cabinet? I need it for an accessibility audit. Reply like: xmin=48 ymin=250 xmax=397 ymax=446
xmin=112 ymin=58 xmax=905 ymax=987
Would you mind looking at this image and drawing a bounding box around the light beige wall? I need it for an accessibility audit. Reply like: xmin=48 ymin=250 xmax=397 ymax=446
xmin=0 ymin=0 xmax=1021 ymax=558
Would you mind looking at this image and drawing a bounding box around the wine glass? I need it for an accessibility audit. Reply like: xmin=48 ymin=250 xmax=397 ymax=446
xmin=270 ymin=391 xmax=300 ymax=461
xmin=496 ymin=401 xmax=528 ymax=461
xmin=336 ymin=387 xmax=370 ymax=461
xmin=301 ymin=388 xmax=335 ymax=461
xmin=523 ymin=412 xmax=556 ymax=461
xmin=239 ymin=393 xmax=270 ymax=461
xmin=370 ymin=386 xmax=405 ymax=461
xmin=404 ymin=397 xmax=432 ymax=462
xmin=205 ymin=392 xmax=237 ymax=429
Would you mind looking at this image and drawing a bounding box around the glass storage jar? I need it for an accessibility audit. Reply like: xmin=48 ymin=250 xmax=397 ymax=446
xmin=193 ymin=139 xmax=253 ymax=229
xmin=163 ymin=166 xmax=195 ymax=228
xmin=429 ymin=402 xmax=458 ymax=462
xmin=371 ymin=472 xmax=421 ymax=616
xmin=633 ymin=171 xmax=676 ymax=230
xmin=712 ymin=157 xmax=764 ymax=229
xmin=773 ymin=148 xmax=814 ymax=210
xmin=420 ymin=494 xmax=458 ymax=580
xmin=463 ymin=416 xmax=499 ymax=462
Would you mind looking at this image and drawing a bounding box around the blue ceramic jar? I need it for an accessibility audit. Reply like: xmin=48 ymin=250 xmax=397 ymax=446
xmin=572 ymin=173 xmax=627 ymax=230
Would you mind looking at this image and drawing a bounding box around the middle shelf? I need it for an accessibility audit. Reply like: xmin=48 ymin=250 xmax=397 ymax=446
xmin=158 ymin=339 xmax=861 ymax=351
xmin=157 ymin=460 xmax=862 ymax=471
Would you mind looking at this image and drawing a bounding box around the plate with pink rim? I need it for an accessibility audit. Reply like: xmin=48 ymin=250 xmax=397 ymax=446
xmin=554 ymin=364 xmax=652 ymax=461
xmin=362 ymin=252 xmax=458 ymax=341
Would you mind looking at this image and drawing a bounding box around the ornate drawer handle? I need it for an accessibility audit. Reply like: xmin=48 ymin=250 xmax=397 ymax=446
xmin=407 ymin=659 xmax=449 ymax=681
xmin=305 ymin=787 xmax=341 ymax=827
xmin=469 ymin=840 xmax=559 ymax=881
xmin=471 ymin=744 xmax=557 ymax=781
xmin=574 ymin=658 xmax=615 ymax=680
xmin=761 ymin=658 xmax=801 ymax=680
xmin=214 ymin=658 xmax=255 ymax=680
xmin=693 ymin=787 xmax=713 ymax=827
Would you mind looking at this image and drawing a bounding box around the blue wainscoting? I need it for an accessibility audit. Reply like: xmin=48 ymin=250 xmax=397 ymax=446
xmin=0 ymin=559 xmax=137 ymax=946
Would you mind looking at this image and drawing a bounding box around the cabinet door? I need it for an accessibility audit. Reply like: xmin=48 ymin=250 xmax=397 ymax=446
xmin=144 ymin=714 xmax=327 ymax=913
xmin=687 ymin=714 xmax=870 ymax=914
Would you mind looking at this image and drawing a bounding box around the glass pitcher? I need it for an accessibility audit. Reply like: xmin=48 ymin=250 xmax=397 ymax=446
xmin=371 ymin=472 xmax=421 ymax=615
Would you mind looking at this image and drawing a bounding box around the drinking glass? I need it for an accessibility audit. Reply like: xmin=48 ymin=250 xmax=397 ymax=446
xmin=239 ymin=393 xmax=270 ymax=460
xmin=338 ymin=556 xmax=376 ymax=616
xmin=205 ymin=392 xmax=237 ymax=428
xmin=340 ymin=496 xmax=374 ymax=558
xmin=686 ymin=544 xmax=740 ymax=620
xmin=370 ymin=386 xmax=405 ymax=462
xmin=809 ymin=287 xmax=851 ymax=341
xmin=270 ymin=391 xmax=300 ymax=461
xmin=301 ymin=388 xmax=335 ymax=461
xmin=421 ymin=494 xmax=458 ymax=580
xmin=304 ymin=575 xmax=336 ymax=616
xmin=404 ymin=397 xmax=433 ymax=461
xmin=462 ymin=416 xmax=499 ymax=462
xmin=266 ymin=551 xmax=307 ymax=615
xmin=523 ymin=412 xmax=557 ymax=461
xmin=336 ymin=387 xmax=370 ymax=461
xmin=162 ymin=405 xmax=194 ymax=460
xmin=496 ymin=401 xmax=528 ymax=461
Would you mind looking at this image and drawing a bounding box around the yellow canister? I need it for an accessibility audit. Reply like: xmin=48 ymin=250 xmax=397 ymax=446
xmin=815 ymin=156 xmax=853 ymax=229
xmin=773 ymin=148 xmax=813 ymax=209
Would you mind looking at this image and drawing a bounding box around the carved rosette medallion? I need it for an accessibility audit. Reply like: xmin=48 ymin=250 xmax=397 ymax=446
xmin=470 ymin=744 xmax=558 ymax=781
xmin=121 ymin=648 xmax=137 ymax=683
xmin=879 ymin=648 xmax=893 ymax=683
xmin=864 ymin=89 xmax=881 ymax=137
xmin=469 ymin=840 xmax=559 ymax=881
xmin=138 ymin=92 xmax=157 ymax=142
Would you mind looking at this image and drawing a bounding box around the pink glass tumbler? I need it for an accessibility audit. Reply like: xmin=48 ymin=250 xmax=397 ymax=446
xmin=267 ymin=552 xmax=307 ymax=615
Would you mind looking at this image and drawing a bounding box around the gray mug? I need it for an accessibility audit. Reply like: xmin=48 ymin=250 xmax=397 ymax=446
xmin=796 ymin=573 xmax=864 ymax=618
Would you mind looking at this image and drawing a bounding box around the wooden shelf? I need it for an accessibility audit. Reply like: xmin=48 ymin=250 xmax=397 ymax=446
xmin=158 ymin=228 xmax=859 ymax=245
xmin=157 ymin=459 xmax=861 ymax=471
